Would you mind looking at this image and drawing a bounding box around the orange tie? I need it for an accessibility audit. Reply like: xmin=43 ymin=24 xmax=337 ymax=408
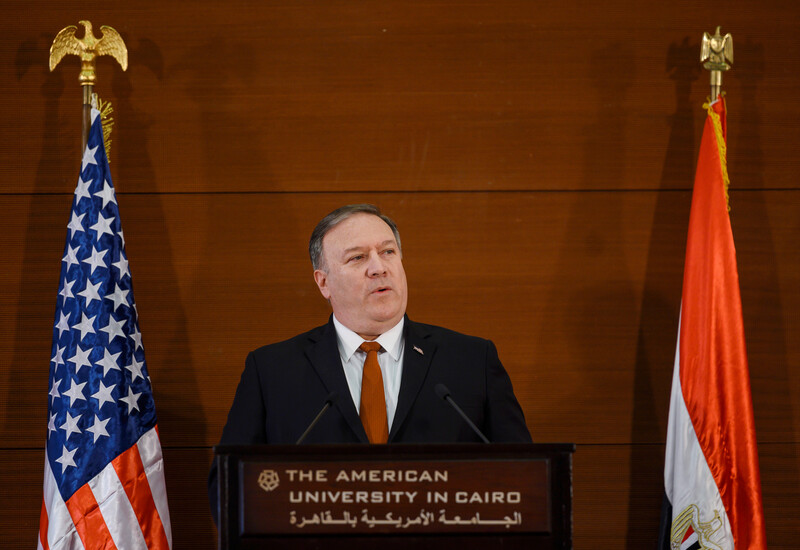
xmin=359 ymin=341 xmax=388 ymax=443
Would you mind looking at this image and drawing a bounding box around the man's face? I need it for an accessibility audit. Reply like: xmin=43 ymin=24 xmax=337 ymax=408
xmin=314 ymin=213 xmax=408 ymax=339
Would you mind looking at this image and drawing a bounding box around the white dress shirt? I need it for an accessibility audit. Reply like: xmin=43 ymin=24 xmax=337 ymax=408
xmin=332 ymin=315 xmax=405 ymax=429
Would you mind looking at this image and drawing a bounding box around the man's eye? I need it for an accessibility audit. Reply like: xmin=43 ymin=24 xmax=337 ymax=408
xmin=348 ymin=255 xmax=364 ymax=262
xmin=382 ymin=249 xmax=395 ymax=255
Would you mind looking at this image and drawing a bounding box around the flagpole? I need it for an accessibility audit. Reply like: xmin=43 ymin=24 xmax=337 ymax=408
xmin=40 ymin=24 xmax=174 ymax=549
xmin=659 ymin=26 xmax=766 ymax=550
xmin=701 ymin=26 xmax=733 ymax=100
xmin=49 ymin=20 xmax=128 ymax=152
xmin=82 ymin=85 xmax=93 ymax=152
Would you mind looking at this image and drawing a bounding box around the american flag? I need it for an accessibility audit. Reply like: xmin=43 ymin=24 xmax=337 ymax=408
xmin=38 ymin=108 xmax=172 ymax=549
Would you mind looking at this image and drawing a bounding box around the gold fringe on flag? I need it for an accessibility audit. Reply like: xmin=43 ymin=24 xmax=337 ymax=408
xmin=703 ymin=96 xmax=730 ymax=211
xmin=91 ymin=93 xmax=116 ymax=163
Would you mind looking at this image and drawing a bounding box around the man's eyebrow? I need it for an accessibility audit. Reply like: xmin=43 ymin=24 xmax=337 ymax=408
xmin=341 ymin=245 xmax=367 ymax=255
xmin=341 ymin=240 xmax=397 ymax=255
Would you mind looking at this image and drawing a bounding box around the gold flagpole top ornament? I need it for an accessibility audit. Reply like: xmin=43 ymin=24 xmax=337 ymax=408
xmin=701 ymin=26 xmax=733 ymax=101
xmin=49 ymin=20 xmax=128 ymax=84
xmin=49 ymin=20 xmax=128 ymax=152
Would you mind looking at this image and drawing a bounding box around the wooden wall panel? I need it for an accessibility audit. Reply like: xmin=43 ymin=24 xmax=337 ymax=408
xmin=2 ymin=190 xmax=798 ymax=445
xmin=2 ymin=1 xmax=800 ymax=549
xmin=574 ymin=444 xmax=800 ymax=548
xmin=1 ymin=448 xmax=217 ymax=549
xmin=2 ymin=0 xmax=799 ymax=195
xmin=1 ymin=450 xmax=45 ymax=545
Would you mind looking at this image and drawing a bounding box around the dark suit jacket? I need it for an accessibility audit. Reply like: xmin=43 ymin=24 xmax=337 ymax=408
xmin=208 ymin=316 xmax=531 ymax=521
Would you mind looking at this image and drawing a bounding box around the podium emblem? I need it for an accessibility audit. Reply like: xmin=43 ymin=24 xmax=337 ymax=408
xmin=258 ymin=470 xmax=280 ymax=492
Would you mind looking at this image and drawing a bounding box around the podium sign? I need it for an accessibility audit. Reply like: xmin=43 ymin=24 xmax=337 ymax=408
xmin=241 ymin=458 xmax=547 ymax=534
xmin=216 ymin=444 xmax=574 ymax=549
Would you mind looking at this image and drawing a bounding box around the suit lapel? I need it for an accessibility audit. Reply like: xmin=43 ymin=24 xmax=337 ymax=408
xmin=304 ymin=318 xmax=368 ymax=443
xmin=389 ymin=319 xmax=436 ymax=441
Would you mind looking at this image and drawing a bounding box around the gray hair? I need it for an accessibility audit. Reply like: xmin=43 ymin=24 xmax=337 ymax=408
xmin=309 ymin=204 xmax=402 ymax=270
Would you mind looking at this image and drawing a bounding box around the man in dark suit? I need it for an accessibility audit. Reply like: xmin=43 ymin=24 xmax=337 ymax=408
xmin=209 ymin=204 xmax=531 ymax=521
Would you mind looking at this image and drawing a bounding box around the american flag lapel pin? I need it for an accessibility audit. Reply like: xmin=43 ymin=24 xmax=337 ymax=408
xmin=413 ymin=346 xmax=424 ymax=355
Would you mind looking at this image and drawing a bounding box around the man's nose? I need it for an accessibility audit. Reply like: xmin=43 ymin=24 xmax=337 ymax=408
xmin=367 ymin=252 xmax=387 ymax=277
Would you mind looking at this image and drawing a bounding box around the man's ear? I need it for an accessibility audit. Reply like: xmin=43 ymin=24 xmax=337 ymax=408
xmin=313 ymin=269 xmax=331 ymax=300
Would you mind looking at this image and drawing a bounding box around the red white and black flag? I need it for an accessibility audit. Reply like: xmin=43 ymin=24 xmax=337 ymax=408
xmin=659 ymin=98 xmax=766 ymax=549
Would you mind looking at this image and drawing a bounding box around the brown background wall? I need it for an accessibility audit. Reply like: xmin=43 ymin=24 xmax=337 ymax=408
xmin=2 ymin=1 xmax=798 ymax=547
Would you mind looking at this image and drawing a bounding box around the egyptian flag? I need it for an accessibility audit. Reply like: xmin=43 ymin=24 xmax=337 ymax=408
xmin=659 ymin=98 xmax=766 ymax=549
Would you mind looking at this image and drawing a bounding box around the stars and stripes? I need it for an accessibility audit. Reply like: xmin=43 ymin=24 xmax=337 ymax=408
xmin=38 ymin=108 xmax=172 ymax=550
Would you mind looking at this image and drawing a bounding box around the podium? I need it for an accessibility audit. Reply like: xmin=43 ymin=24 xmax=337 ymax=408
xmin=215 ymin=443 xmax=574 ymax=549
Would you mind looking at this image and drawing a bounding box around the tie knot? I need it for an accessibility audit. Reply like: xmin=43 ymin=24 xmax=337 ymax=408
xmin=359 ymin=341 xmax=382 ymax=354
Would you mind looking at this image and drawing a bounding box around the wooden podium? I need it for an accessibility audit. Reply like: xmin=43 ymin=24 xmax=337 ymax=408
xmin=215 ymin=443 xmax=574 ymax=549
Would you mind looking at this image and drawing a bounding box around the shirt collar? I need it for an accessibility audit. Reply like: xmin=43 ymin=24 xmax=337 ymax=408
xmin=333 ymin=315 xmax=405 ymax=362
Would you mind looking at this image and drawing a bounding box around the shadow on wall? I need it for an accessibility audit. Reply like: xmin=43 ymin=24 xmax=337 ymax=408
xmin=110 ymin=32 xmax=212 ymax=543
xmin=627 ymin=36 xmax=700 ymax=548
xmin=6 ymin=35 xmax=75 ymax=539
xmin=168 ymin=34 xmax=304 ymax=542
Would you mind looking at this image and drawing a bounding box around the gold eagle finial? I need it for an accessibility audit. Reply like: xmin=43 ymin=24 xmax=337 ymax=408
xmin=700 ymin=26 xmax=733 ymax=100
xmin=49 ymin=20 xmax=128 ymax=84
xmin=701 ymin=26 xmax=733 ymax=70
